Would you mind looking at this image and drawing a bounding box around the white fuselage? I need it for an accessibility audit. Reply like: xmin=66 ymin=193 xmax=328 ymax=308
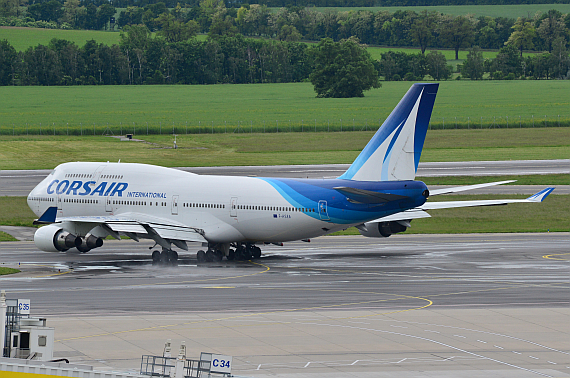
xmin=28 ymin=162 xmax=356 ymax=244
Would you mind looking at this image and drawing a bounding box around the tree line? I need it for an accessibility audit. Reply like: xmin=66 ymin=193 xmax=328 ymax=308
xmin=2 ymin=0 xmax=570 ymax=57
xmin=0 ymin=30 xmax=312 ymax=85
xmin=2 ymin=28 xmax=568 ymax=87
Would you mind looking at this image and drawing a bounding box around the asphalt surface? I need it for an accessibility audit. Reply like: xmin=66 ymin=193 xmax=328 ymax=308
xmin=0 ymin=234 xmax=568 ymax=377
xmin=1 ymin=160 xmax=568 ymax=196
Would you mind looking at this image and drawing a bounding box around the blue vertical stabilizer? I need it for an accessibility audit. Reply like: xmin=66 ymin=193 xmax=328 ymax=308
xmin=339 ymin=83 xmax=439 ymax=181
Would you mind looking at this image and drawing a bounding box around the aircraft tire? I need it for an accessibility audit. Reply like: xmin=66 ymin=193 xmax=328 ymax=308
xmin=227 ymin=249 xmax=235 ymax=261
xmin=197 ymin=250 xmax=206 ymax=263
xmin=152 ymin=250 xmax=161 ymax=265
xmin=160 ymin=251 xmax=169 ymax=264
xmin=252 ymin=246 xmax=261 ymax=259
xmin=168 ymin=250 xmax=178 ymax=266
xmin=205 ymin=250 xmax=215 ymax=262
xmin=214 ymin=250 xmax=223 ymax=262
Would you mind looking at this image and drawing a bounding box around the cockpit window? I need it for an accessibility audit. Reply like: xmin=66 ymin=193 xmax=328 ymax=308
xmin=49 ymin=170 xmax=55 ymax=176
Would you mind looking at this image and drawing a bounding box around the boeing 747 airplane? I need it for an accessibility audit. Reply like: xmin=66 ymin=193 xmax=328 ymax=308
xmin=27 ymin=83 xmax=554 ymax=264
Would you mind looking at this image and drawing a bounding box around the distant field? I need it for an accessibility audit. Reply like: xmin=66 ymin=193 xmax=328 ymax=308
xmin=0 ymin=27 xmax=121 ymax=51
xmin=309 ymin=4 xmax=570 ymax=18
xmin=1 ymin=81 xmax=569 ymax=135
xmin=0 ymin=127 xmax=568 ymax=169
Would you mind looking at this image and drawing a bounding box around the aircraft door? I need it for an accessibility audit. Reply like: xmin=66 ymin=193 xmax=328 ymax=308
xmin=171 ymin=195 xmax=179 ymax=215
xmin=57 ymin=195 xmax=63 ymax=216
xmin=105 ymin=196 xmax=112 ymax=212
xmin=230 ymin=197 xmax=237 ymax=217
xmin=318 ymin=200 xmax=330 ymax=221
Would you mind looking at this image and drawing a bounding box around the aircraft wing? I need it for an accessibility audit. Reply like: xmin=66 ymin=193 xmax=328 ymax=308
xmin=367 ymin=208 xmax=431 ymax=223
xmin=428 ymin=180 xmax=516 ymax=196
xmin=34 ymin=208 xmax=207 ymax=247
xmin=420 ymin=187 xmax=555 ymax=210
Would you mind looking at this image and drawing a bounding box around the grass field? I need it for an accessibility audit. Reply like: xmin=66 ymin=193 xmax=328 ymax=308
xmin=310 ymin=4 xmax=570 ymax=18
xmin=0 ymin=27 xmax=122 ymax=51
xmin=1 ymin=81 xmax=569 ymax=136
xmin=1 ymin=127 xmax=568 ymax=169
xmin=0 ymin=196 xmax=36 ymax=226
xmin=0 ymin=232 xmax=18 ymax=241
xmin=332 ymin=194 xmax=569 ymax=235
xmin=0 ymin=267 xmax=20 ymax=275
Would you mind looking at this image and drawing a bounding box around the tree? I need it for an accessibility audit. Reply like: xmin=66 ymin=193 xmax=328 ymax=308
xmin=426 ymin=51 xmax=451 ymax=80
xmin=506 ymin=17 xmax=536 ymax=58
xmin=0 ymin=39 xmax=17 ymax=85
xmin=410 ymin=10 xmax=438 ymax=55
xmin=537 ymin=10 xmax=566 ymax=53
xmin=62 ymin=0 xmax=84 ymax=28
xmin=461 ymin=46 xmax=485 ymax=80
xmin=156 ymin=13 xmax=199 ymax=42
xmin=491 ymin=44 xmax=523 ymax=78
xmin=278 ymin=25 xmax=301 ymax=42
xmin=309 ymin=37 xmax=380 ymax=98
xmin=439 ymin=15 xmax=475 ymax=60
xmin=550 ymin=37 xmax=569 ymax=79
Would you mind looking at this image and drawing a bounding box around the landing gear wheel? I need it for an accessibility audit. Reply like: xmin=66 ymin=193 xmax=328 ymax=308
xmin=152 ymin=250 xmax=161 ymax=265
xmin=214 ymin=250 xmax=223 ymax=262
xmin=197 ymin=250 xmax=206 ymax=263
xmin=252 ymin=246 xmax=261 ymax=259
xmin=205 ymin=250 xmax=215 ymax=262
xmin=160 ymin=251 xmax=169 ymax=264
xmin=227 ymin=249 xmax=236 ymax=261
xmin=168 ymin=250 xmax=179 ymax=266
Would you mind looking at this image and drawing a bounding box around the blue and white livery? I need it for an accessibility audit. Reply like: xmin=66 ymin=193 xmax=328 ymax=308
xmin=27 ymin=84 xmax=554 ymax=263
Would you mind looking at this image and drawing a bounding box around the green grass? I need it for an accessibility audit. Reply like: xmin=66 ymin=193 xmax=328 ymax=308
xmin=0 ymin=197 xmax=37 ymax=226
xmin=0 ymin=267 xmax=20 ymax=275
xmin=0 ymin=127 xmax=569 ymax=169
xmin=0 ymin=26 xmax=122 ymax=51
xmin=421 ymin=174 xmax=569 ymax=186
xmin=0 ymin=232 xmax=18 ymax=242
xmin=332 ymin=194 xmax=569 ymax=235
xmin=1 ymin=81 xmax=569 ymax=134
xmin=309 ymin=4 xmax=570 ymax=18
xmin=366 ymin=46 xmax=505 ymax=61
xmin=1 ymin=127 xmax=569 ymax=169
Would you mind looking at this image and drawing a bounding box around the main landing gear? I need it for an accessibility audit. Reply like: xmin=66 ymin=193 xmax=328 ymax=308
xmin=197 ymin=243 xmax=262 ymax=263
xmin=152 ymin=248 xmax=178 ymax=266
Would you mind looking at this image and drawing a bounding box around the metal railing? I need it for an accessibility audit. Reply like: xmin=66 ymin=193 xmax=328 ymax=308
xmin=140 ymin=355 xmax=211 ymax=378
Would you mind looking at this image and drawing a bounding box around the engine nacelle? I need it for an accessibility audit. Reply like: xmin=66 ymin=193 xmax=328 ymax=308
xmin=34 ymin=225 xmax=81 ymax=252
xmin=357 ymin=221 xmax=408 ymax=238
xmin=76 ymin=234 xmax=104 ymax=253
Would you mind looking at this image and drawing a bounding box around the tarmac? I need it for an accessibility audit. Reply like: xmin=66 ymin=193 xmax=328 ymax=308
xmin=0 ymin=233 xmax=568 ymax=377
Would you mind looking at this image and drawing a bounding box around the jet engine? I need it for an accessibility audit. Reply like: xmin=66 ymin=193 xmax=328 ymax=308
xmin=34 ymin=226 xmax=104 ymax=253
xmin=34 ymin=225 xmax=81 ymax=252
xmin=357 ymin=221 xmax=408 ymax=238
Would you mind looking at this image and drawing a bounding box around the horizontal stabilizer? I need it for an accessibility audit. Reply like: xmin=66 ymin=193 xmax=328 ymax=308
xmin=429 ymin=180 xmax=516 ymax=196
xmin=420 ymin=187 xmax=555 ymax=210
xmin=33 ymin=206 xmax=58 ymax=225
xmin=334 ymin=187 xmax=408 ymax=204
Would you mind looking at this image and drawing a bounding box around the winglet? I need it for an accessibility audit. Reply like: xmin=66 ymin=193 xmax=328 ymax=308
xmin=33 ymin=206 xmax=58 ymax=225
xmin=526 ymin=188 xmax=555 ymax=202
